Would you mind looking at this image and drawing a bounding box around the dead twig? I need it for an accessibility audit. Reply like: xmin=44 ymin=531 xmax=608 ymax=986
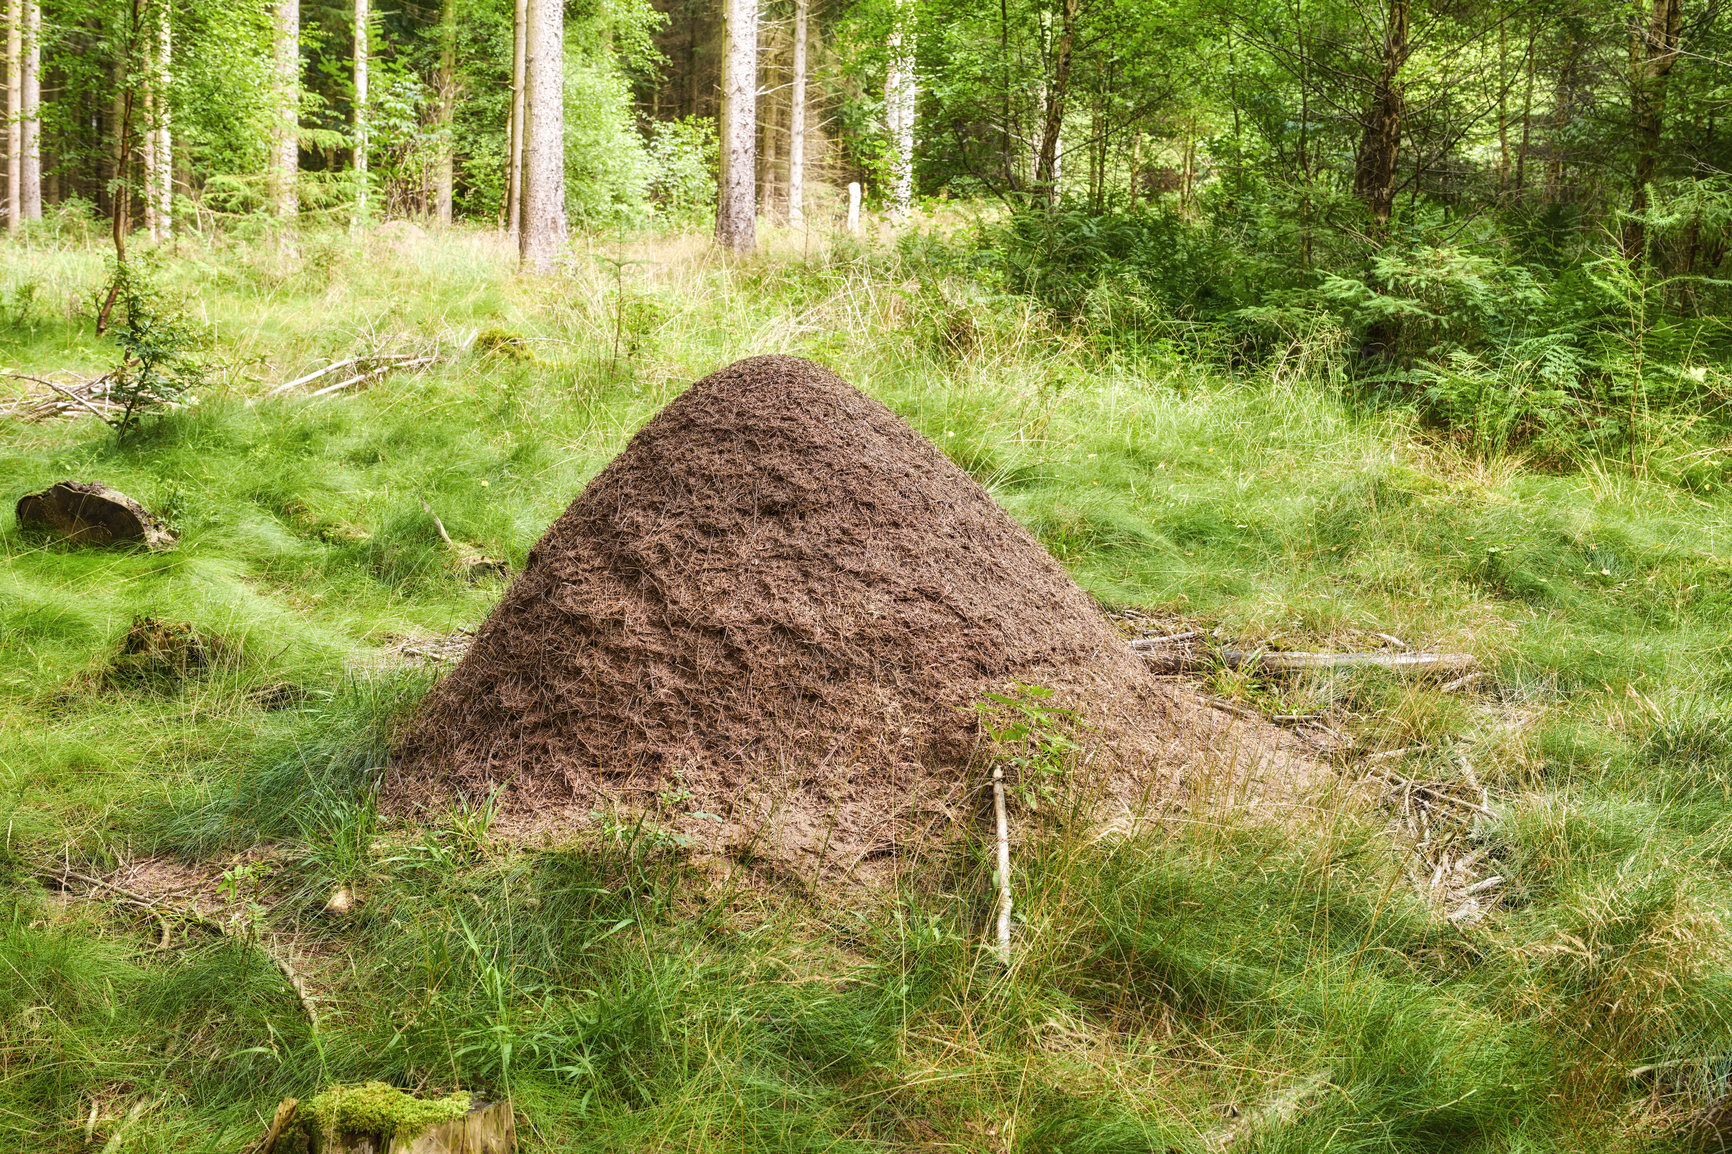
xmin=1138 ymin=647 xmax=1476 ymax=677
xmin=992 ymin=764 xmax=1012 ymax=965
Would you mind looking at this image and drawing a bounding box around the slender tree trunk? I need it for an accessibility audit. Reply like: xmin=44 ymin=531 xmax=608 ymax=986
xmin=716 ymin=0 xmax=757 ymax=252
xmin=885 ymin=0 xmax=916 ymax=219
xmin=271 ymin=0 xmax=299 ymax=217
xmin=1352 ymin=0 xmax=1409 ymax=230
xmin=153 ymin=4 xmax=171 ymax=237
xmin=506 ymin=0 xmax=526 ymax=236
xmin=1623 ymin=0 xmax=1684 ymax=257
xmin=1514 ymin=21 xmax=1536 ymax=192
xmin=353 ymin=0 xmax=368 ymax=226
xmin=1034 ymin=0 xmax=1077 ymax=203
xmin=519 ymin=0 xmax=565 ymax=271
xmin=141 ymin=83 xmax=155 ymax=238
xmin=434 ymin=0 xmax=455 ymax=224
xmin=19 ymin=0 xmax=36 ymax=220
xmin=1545 ymin=29 xmax=1578 ymax=204
xmin=1497 ymin=19 xmax=1509 ymax=191
xmin=787 ymin=0 xmax=806 ymax=224
xmin=759 ymin=15 xmax=779 ymax=221
xmin=7 ymin=0 xmax=20 ymax=232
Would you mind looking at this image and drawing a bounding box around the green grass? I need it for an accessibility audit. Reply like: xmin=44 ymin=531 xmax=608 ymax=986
xmin=3 ymin=223 xmax=1732 ymax=1151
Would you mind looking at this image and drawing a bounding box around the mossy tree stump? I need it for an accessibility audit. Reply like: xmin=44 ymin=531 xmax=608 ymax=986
xmin=252 ymin=1084 xmax=514 ymax=1154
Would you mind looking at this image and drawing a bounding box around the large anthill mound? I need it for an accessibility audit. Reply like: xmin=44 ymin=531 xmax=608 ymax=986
xmin=390 ymin=356 xmax=1308 ymax=874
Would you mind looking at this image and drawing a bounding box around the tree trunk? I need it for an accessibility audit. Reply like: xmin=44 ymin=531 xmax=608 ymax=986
xmin=353 ymin=0 xmax=368 ymax=226
xmin=271 ymin=0 xmax=299 ymax=217
xmin=758 ymin=16 xmax=779 ymax=221
xmin=1034 ymin=0 xmax=1077 ymax=203
xmin=141 ymin=84 xmax=156 ymax=238
xmin=505 ymin=0 xmax=526 ymax=235
xmin=7 ymin=0 xmax=20 ymax=232
xmin=1623 ymin=0 xmax=1684 ymax=258
xmin=885 ymin=0 xmax=916 ymax=219
xmin=715 ymin=0 xmax=757 ymax=253
xmin=519 ymin=0 xmax=564 ymax=272
xmin=1352 ymin=0 xmax=1409 ymax=230
xmin=435 ymin=0 xmax=456 ymax=224
xmin=146 ymin=2 xmax=171 ymax=241
xmin=1544 ymin=29 xmax=1579 ymax=204
xmin=787 ymin=0 xmax=806 ymax=224
xmin=19 ymin=0 xmax=36 ymax=220
xmin=1514 ymin=21 xmax=1536 ymax=193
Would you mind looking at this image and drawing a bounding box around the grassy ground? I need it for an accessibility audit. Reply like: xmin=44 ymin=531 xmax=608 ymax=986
xmin=4 ymin=224 xmax=1732 ymax=1152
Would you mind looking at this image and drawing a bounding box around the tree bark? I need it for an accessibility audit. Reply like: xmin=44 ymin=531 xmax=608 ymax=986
xmin=885 ymin=0 xmax=916 ymax=219
xmin=7 ymin=0 xmax=20 ymax=232
xmin=353 ymin=0 xmax=368 ymax=226
xmin=716 ymin=0 xmax=757 ymax=253
xmin=788 ymin=0 xmax=806 ymax=224
xmin=1034 ymin=0 xmax=1077 ymax=203
xmin=1623 ymin=0 xmax=1684 ymax=258
xmin=19 ymin=0 xmax=36 ymax=220
xmin=506 ymin=0 xmax=526 ymax=237
xmin=519 ymin=0 xmax=565 ymax=272
xmin=759 ymin=16 xmax=780 ymax=221
xmin=435 ymin=0 xmax=456 ymax=224
xmin=271 ymin=0 xmax=299 ymax=217
xmin=1352 ymin=0 xmax=1409 ymax=230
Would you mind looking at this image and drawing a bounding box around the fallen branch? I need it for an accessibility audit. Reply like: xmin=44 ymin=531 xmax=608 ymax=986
xmin=307 ymin=356 xmax=434 ymax=398
xmin=55 ymin=868 xmax=320 ymax=1033
xmin=1127 ymin=631 xmax=1202 ymax=650
xmin=1138 ymin=647 xmax=1475 ymax=677
xmin=992 ymin=764 xmax=1012 ymax=966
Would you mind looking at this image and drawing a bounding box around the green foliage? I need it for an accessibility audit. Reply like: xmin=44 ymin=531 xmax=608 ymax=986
xmin=104 ymin=263 xmax=207 ymax=442
xmin=645 ymin=116 xmax=718 ymax=223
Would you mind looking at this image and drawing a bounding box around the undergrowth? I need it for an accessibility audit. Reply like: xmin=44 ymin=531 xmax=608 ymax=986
xmin=2 ymin=222 xmax=1731 ymax=1151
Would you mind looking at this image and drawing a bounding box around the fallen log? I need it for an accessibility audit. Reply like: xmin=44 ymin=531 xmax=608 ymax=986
xmin=1137 ymin=647 xmax=1475 ymax=678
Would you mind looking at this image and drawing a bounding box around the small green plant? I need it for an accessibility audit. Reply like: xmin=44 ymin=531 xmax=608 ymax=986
xmin=301 ymin=1082 xmax=472 ymax=1143
xmin=971 ymin=683 xmax=1080 ymax=807
xmin=103 ymin=264 xmax=204 ymax=443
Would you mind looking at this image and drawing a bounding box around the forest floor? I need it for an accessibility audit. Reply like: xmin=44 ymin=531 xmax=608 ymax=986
xmin=4 ymin=223 xmax=1732 ymax=1152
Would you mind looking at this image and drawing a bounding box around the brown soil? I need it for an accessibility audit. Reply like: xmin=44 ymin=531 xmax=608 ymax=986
xmin=388 ymin=355 xmax=1315 ymax=878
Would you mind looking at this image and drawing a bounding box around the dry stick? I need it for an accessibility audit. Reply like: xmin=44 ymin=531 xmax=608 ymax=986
xmin=992 ymin=764 xmax=1012 ymax=965
xmin=308 ymin=356 xmax=433 ymax=398
xmin=58 ymin=869 xmax=320 ymax=1033
xmin=419 ymin=497 xmax=457 ymax=550
xmin=4 ymin=371 xmax=113 ymax=422
xmin=265 ymin=356 xmax=367 ymax=395
xmin=1137 ymin=647 xmax=1476 ymax=676
xmin=1126 ymin=631 xmax=1202 ymax=650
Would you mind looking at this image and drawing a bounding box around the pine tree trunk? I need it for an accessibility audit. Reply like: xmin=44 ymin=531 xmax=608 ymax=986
xmin=435 ymin=0 xmax=456 ymax=224
xmin=519 ymin=0 xmax=564 ymax=272
xmin=715 ymin=0 xmax=757 ymax=253
xmin=1352 ymin=0 xmax=1409 ymax=230
xmin=272 ymin=0 xmax=299 ymax=217
xmin=353 ymin=0 xmax=368 ymax=226
xmin=505 ymin=0 xmax=525 ymax=236
xmin=788 ymin=0 xmax=806 ymax=225
xmin=18 ymin=0 xmax=35 ymax=220
xmin=7 ymin=0 xmax=20 ymax=232
xmin=1623 ymin=0 xmax=1684 ymax=257
xmin=885 ymin=0 xmax=916 ymax=219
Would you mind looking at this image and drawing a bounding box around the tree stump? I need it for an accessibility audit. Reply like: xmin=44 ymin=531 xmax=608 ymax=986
xmin=15 ymin=481 xmax=174 ymax=548
xmin=253 ymin=1092 xmax=514 ymax=1154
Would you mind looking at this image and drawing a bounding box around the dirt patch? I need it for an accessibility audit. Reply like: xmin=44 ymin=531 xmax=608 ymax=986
xmin=388 ymin=355 xmax=1319 ymax=879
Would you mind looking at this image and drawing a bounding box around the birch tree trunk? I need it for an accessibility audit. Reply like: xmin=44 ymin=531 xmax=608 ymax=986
xmin=141 ymin=85 xmax=156 ymax=238
xmin=787 ymin=0 xmax=806 ymax=225
xmin=435 ymin=0 xmax=456 ymax=224
xmin=519 ymin=0 xmax=565 ymax=272
xmin=149 ymin=3 xmax=171 ymax=240
xmin=7 ymin=0 xmax=20 ymax=232
xmin=506 ymin=0 xmax=526 ymax=237
xmin=353 ymin=0 xmax=368 ymax=226
xmin=715 ymin=0 xmax=757 ymax=252
xmin=19 ymin=0 xmax=36 ymax=220
xmin=271 ymin=0 xmax=299 ymax=217
xmin=885 ymin=0 xmax=916 ymax=220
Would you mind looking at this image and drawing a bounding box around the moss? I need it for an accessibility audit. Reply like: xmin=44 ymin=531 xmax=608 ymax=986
xmin=300 ymin=1082 xmax=472 ymax=1143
